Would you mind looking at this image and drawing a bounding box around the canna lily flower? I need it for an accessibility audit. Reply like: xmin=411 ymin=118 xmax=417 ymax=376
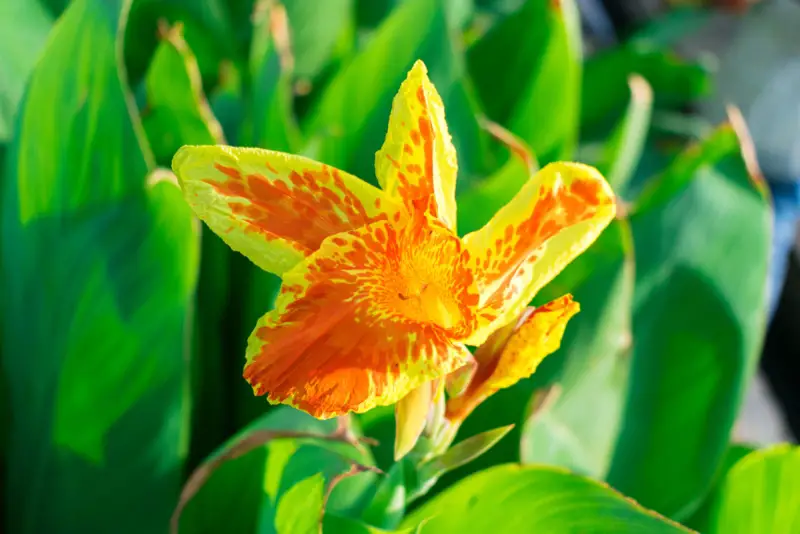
xmin=444 ymin=295 xmax=580 ymax=424
xmin=171 ymin=60 xmax=615 ymax=422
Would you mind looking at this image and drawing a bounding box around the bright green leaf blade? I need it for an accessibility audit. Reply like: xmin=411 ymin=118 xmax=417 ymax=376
xmin=325 ymin=514 xmax=421 ymax=533
xmin=607 ymin=125 xmax=772 ymax=519
xmin=275 ymin=474 xmax=325 ymax=534
xmin=521 ymin=219 xmax=634 ymax=479
xmin=142 ymin=23 xmax=225 ymax=165
xmin=140 ymin=22 xmax=231 ymax=469
xmin=2 ymin=2 xmax=200 ymax=532
xmin=468 ymin=0 xmax=582 ymax=163
xmin=401 ymin=465 xmax=694 ymax=533
xmin=597 ymin=75 xmax=653 ymax=195
xmin=707 ymin=445 xmax=800 ymax=534
xmin=362 ymin=460 xmax=407 ymax=529
xmin=417 ymin=425 xmax=513 ymax=485
xmin=0 ymin=0 xmax=53 ymax=141
xmin=306 ymin=0 xmax=491 ymax=189
xmin=284 ymin=0 xmax=354 ymax=81
xmin=684 ymin=443 xmax=756 ymax=532
xmin=243 ymin=0 xmax=301 ymax=152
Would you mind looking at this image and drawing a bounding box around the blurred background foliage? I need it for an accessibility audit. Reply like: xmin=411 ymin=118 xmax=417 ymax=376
xmin=1 ymin=0 xmax=797 ymax=532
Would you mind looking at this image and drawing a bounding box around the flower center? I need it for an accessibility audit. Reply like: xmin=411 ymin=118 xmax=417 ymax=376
xmin=377 ymin=215 xmax=475 ymax=335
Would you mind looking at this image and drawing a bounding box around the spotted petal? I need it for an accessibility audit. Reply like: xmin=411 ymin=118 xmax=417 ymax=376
xmin=375 ymin=60 xmax=458 ymax=230
xmin=243 ymin=219 xmax=475 ymax=419
xmin=173 ymin=145 xmax=400 ymax=275
xmin=462 ymin=162 xmax=614 ymax=345
xmin=446 ymin=296 xmax=579 ymax=423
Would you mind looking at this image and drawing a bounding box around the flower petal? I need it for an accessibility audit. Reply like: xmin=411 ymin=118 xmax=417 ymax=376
xmin=394 ymin=381 xmax=434 ymax=460
xmin=172 ymin=145 xmax=400 ymax=275
xmin=462 ymin=162 xmax=614 ymax=345
xmin=446 ymin=296 xmax=579 ymax=423
xmin=243 ymin=221 xmax=472 ymax=419
xmin=375 ymin=60 xmax=458 ymax=230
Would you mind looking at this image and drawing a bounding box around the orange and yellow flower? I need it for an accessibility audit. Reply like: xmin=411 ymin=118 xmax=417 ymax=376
xmin=172 ymin=60 xmax=615 ymax=421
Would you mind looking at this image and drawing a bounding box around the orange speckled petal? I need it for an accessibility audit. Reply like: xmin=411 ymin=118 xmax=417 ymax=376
xmin=462 ymin=162 xmax=614 ymax=345
xmin=375 ymin=60 xmax=458 ymax=231
xmin=446 ymin=296 xmax=579 ymax=423
xmin=172 ymin=145 xmax=401 ymax=275
xmin=243 ymin=221 xmax=472 ymax=419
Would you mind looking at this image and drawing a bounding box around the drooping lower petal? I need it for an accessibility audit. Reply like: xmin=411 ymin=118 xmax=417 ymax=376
xmin=375 ymin=60 xmax=458 ymax=231
xmin=243 ymin=220 xmax=474 ymax=419
xmin=173 ymin=145 xmax=400 ymax=275
xmin=446 ymin=295 xmax=579 ymax=424
xmin=462 ymin=162 xmax=614 ymax=345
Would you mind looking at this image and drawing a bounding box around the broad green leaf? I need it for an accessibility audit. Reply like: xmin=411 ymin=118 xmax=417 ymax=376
xmin=361 ymin=460 xmax=407 ymax=529
xmin=124 ymin=0 xmax=233 ymax=86
xmin=607 ymin=125 xmax=772 ymax=519
xmin=402 ymin=465 xmax=694 ymax=533
xmin=2 ymin=2 xmax=200 ymax=532
xmin=242 ymin=0 xmax=301 ymax=152
xmin=325 ymin=514 xmax=420 ymax=533
xmin=140 ymin=22 xmax=231 ymax=468
xmin=581 ymin=44 xmax=711 ymax=132
xmin=284 ymin=0 xmax=354 ymax=82
xmin=275 ymin=474 xmax=325 ymax=534
xmin=684 ymin=443 xmax=756 ymax=532
xmin=142 ymin=24 xmax=225 ymax=165
xmin=456 ymin=123 xmax=537 ymax=235
xmin=468 ymin=0 xmax=582 ymax=163
xmin=597 ymin=75 xmax=653 ymax=196
xmin=704 ymin=445 xmax=800 ymax=534
xmin=521 ymin=219 xmax=634 ymax=479
xmin=0 ymin=0 xmax=53 ymax=141
xmin=177 ymin=407 xmax=377 ymax=534
xmin=306 ymin=0 xmax=491 ymax=189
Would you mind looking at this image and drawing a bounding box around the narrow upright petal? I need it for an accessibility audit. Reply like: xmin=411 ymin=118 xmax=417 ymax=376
xmin=446 ymin=296 xmax=579 ymax=423
xmin=462 ymin=162 xmax=614 ymax=345
xmin=375 ymin=60 xmax=458 ymax=230
xmin=243 ymin=217 xmax=477 ymax=418
xmin=173 ymin=145 xmax=400 ymax=275
xmin=394 ymin=381 xmax=434 ymax=460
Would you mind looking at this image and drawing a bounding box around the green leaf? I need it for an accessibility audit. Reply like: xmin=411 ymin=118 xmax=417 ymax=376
xmin=140 ymin=22 xmax=231 ymax=468
xmin=0 ymin=0 xmax=53 ymax=141
xmin=401 ymin=465 xmax=694 ymax=532
xmin=275 ymin=474 xmax=325 ymax=534
xmin=581 ymin=44 xmax=711 ymax=132
xmin=306 ymin=0 xmax=490 ymax=189
xmin=416 ymin=425 xmax=513 ymax=491
xmin=177 ymin=407 xmax=377 ymax=534
xmin=683 ymin=443 xmax=756 ymax=532
xmin=704 ymin=445 xmax=800 ymax=534
xmin=521 ymin=219 xmax=634 ymax=479
xmin=2 ymin=2 xmax=200 ymax=532
xmin=607 ymin=125 xmax=772 ymax=519
xmin=142 ymin=23 xmax=225 ymax=165
xmin=284 ymin=0 xmax=354 ymax=82
xmin=596 ymin=75 xmax=653 ymax=196
xmin=325 ymin=514 xmax=420 ymax=533
xmin=241 ymin=0 xmax=301 ymax=152
xmin=468 ymin=0 xmax=582 ymax=163
xmin=361 ymin=460 xmax=407 ymax=529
